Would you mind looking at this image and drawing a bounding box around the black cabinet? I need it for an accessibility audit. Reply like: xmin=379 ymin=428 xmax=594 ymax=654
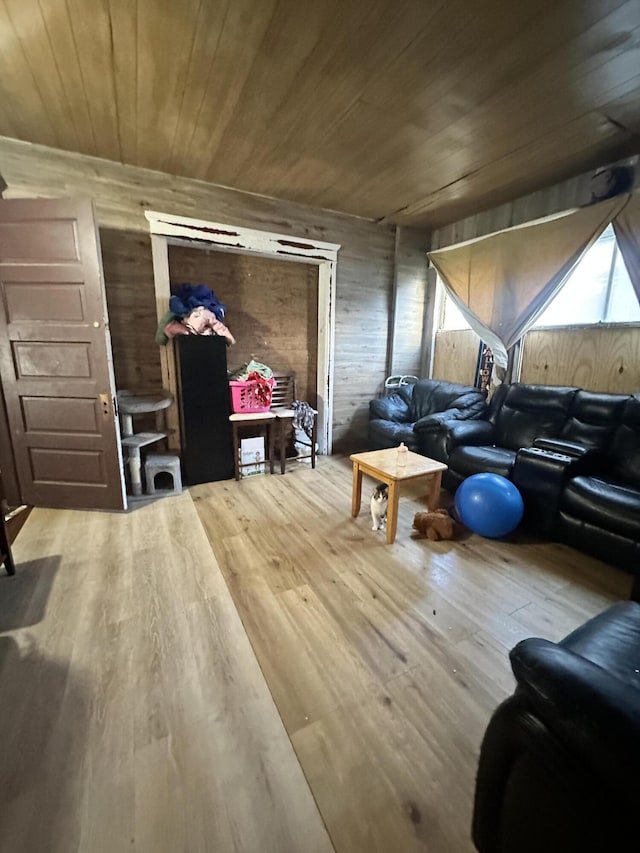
xmin=175 ymin=336 xmax=234 ymax=485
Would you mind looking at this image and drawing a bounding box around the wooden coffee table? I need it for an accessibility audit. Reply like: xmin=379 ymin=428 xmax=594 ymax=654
xmin=350 ymin=448 xmax=448 ymax=544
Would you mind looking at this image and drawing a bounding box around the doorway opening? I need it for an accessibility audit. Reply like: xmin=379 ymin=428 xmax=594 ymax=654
xmin=168 ymin=244 xmax=318 ymax=408
xmin=146 ymin=211 xmax=340 ymax=454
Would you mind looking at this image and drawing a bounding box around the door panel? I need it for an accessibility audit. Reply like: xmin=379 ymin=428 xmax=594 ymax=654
xmin=0 ymin=219 xmax=81 ymax=262
xmin=29 ymin=448 xmax=105 ymax=483
xmin=4 ymin=283 xmax=86 ymax=322
xmin=13 ymin=342 xmax=92 ymax=378
xmin=0 ymin=198 xmax=125 ymax=510
xmin=22 ymin=397 xmax=100 ymax=433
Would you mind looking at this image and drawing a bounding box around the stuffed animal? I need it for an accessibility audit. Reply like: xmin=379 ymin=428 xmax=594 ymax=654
xmin=413 ymin=508 xmax=455 ymax=541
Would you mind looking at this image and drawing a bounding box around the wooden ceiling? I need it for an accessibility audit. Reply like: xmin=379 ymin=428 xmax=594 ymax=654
xmin=1 ymin=0 xmax=639 ymax=228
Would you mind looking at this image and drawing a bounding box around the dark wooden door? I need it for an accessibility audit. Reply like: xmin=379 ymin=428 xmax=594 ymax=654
xmin=0 ymin=198 xmax=126 ymax=510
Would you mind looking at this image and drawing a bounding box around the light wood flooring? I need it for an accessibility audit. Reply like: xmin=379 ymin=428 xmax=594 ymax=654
xmin=0 ymin=456 xmax=631 ymax=852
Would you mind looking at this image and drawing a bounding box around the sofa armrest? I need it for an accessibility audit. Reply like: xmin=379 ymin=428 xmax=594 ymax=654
xmin=414 ymin=411 xmax=460 ymax=433
xmin=369 ymin=394 xmax=412 ymax=423
xmin=441 ymin=419 xmax=494 ymax=447
xmin=534 ymin=437 xmax=598 ymax=459
xmin=512 ymin=447 xmax=584 ymax=534
xmin=417 ymin=418 xmax=495 ymax=464
xmin=510 ymin=638 xmax=640 ymax=802
xmin=533 ymin=439 xmax=607 ymax=479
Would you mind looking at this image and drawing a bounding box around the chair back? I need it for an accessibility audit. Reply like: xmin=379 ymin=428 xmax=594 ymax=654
xmin=271 ymin=373 xmax=296 ymax=409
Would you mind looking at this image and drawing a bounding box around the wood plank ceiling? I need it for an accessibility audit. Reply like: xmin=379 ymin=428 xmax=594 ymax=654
xmin=0 ymin=0 xmax=639 ymax=228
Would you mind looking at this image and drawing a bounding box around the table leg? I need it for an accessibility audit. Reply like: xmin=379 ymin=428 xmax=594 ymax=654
xmin=311 ymin=417 xmax=317 ymax=469
xmin=426 ymin=471 xmax=443 ymax=510
xmin=268 ymin=422 xmax=274 ymax=475
xmin=3 ymin=549 xmax=15 ymax=575
xmin=386 ymin=479 xmax=400 ymax=544
xmin=281 ymin=418 xmax=287 ymax=475
xmin=232 ymin=423 xmax=240 ymax=481
xmin=352 ymin=462 xmax=363 ymax=517
xmin=0 ymin=521 xmax=15 ymax=576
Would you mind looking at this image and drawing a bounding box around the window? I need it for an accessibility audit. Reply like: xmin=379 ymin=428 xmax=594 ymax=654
xmin=437 ymin=224 xmax=640 ymax=331
xmin=440 ymin=289 xmax=471 ymax=330
xmin=533 ymin=225 xmax=640 ymax=327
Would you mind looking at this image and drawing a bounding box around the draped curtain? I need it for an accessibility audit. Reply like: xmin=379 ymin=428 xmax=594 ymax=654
xmin=428 ymin=195 xmax=629 ymax=368
xmin=613 ymin=191 xmax=640 ymax=303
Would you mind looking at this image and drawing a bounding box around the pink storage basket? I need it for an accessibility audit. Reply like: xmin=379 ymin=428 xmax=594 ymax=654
xmin=229 ymin=378 xmax=275 ymax=414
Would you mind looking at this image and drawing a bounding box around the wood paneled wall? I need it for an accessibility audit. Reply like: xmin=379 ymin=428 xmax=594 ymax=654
xmin=431 ymin=330 xmax=481 ymax=386
xmin=99 ymin=229 xmax=161 ymax=394
xmin=521 ymin=327 xmax=640 ymax=393
xmin=432 ymin=326 xmax=640 ymax=394
xmin=389 ymin=226 xmax=430 ymax=381
xmin=168 ymin=247 xmax=317 ymax=404
xmin=431 ymin=155 xmax=638 ymax=250
xmin=0 ymin=136 xmax=396 ymax=452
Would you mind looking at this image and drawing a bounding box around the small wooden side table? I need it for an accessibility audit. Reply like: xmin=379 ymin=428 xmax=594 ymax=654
xmin=350 ymin=448 xmax=448 ymax=544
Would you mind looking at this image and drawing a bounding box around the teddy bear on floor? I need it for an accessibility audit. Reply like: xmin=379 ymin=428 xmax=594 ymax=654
xmin=413 ymin=508 xmax=455 ymax=541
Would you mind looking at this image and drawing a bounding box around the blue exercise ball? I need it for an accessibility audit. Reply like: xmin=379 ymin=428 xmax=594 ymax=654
xmin=454 ymin=473 xmax=524 ymax=539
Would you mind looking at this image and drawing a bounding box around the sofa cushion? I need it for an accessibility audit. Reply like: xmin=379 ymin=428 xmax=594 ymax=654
xmin=410 ymin=379 xmax=486 ymax=421
xmin=493 ymin=384 xmax=577 ymax=451
xmin=560 ymin=475 xmax=640 ymax=540
xmin=448 ymin=445 xmax=517 ymax=480
xmin=369 ymin=391 xmax=413 ymax=423
xmin=608 ymin=395 xmax=640 ymax=487
xmin=560 ymin=390 xmax=629 ymax=450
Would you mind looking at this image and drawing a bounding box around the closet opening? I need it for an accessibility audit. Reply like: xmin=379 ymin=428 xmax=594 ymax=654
xmin=168 ymin=243 xmax=318 ymax=409
xmin=146 ymin=211 xmax=340 ymax=456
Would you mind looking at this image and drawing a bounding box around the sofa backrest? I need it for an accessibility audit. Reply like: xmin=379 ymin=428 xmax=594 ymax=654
xmin=560 ymin=390 xmax=629 ymax=450
xmin=410 ymin=379 xmax=486 ymax=420
xmin=608 ymin=395 xmax=640 ymax=486
xmin=486 ymin=383 xmax=509 ymax=425
xmin=492 ymin=383 xmax=577 ymax=450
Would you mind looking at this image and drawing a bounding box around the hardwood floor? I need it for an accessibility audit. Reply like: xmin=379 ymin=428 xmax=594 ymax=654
xmin=193 ymin=456 xmax=631 ymax=853
xmin=0 ymin=493 xmax=332 ymax=853
xmin=0 ymin=456 xmax=630 ymax=852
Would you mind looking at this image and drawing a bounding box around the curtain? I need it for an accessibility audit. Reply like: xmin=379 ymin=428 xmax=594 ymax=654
xmin=428 ymin=196 xmax=627 ymax=368
xmin=613 ymin=190 xmax=640 ymax=304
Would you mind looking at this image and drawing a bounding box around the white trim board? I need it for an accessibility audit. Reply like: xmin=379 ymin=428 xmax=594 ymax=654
xmin=146 ymin=210 xmax=340 ymax=455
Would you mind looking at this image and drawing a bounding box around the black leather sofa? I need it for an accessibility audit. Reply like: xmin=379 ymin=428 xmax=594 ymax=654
xmin=422 ymin=383 xmax=580 ymax=492
xmin=419 ymin=383 xmax=640 ymax=575
xmin=472 ymin=600 xmax=640 ymax=853
xmin=368 ymin=379 xmax=487 ymax=453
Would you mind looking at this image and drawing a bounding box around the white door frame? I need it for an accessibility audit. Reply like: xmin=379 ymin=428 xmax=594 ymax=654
xmin=145 ymin=210 xmax=340 ymax=454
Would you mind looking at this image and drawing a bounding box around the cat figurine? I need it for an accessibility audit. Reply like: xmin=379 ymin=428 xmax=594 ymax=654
xmin=370 ymin=483 xmax=389 ymax=531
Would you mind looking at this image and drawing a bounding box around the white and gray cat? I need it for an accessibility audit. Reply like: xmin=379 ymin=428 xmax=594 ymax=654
xmin=370 ymin=483 xmax=389 ymax=531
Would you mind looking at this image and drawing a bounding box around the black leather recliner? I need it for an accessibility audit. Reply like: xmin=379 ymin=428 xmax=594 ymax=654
xmin=368 ymin=379 xmax=487 ymax=453
xmin=472 ymin=601 xmax=640 ymax=853
xmin=554 ymin=394 xmax=640 ymax=572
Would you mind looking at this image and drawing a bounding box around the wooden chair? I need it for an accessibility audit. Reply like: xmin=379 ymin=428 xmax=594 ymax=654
xmin=270 ymin=372 xmax=317 ymax=473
